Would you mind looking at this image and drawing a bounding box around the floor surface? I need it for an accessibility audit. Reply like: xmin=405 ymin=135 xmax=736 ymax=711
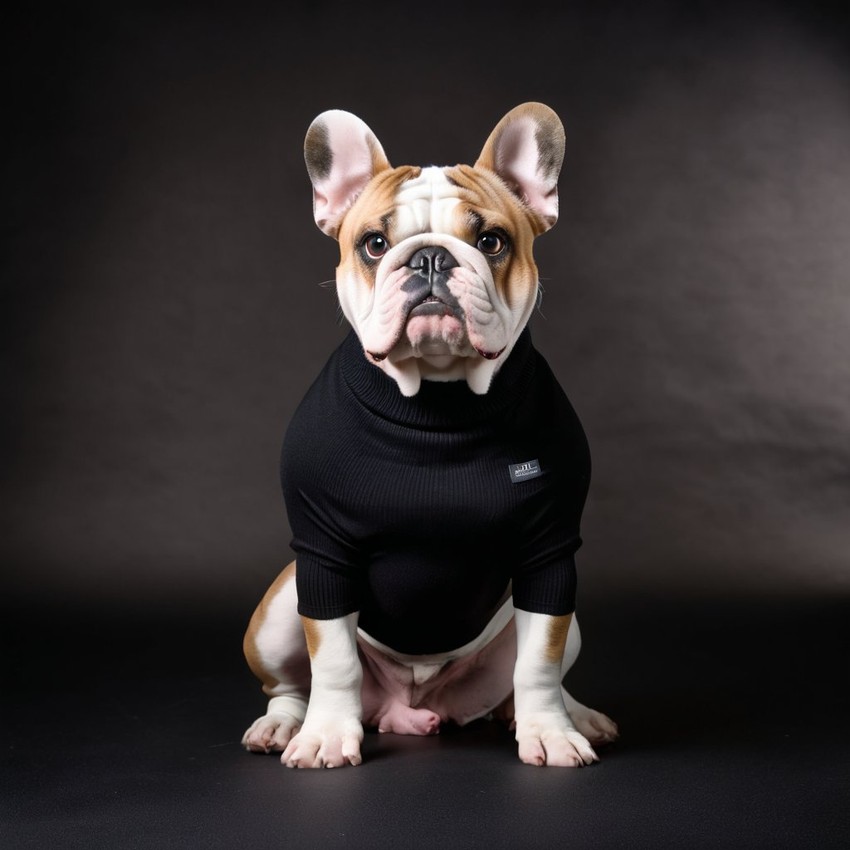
xmin=3 ymin=592 xmax=848 ymax=849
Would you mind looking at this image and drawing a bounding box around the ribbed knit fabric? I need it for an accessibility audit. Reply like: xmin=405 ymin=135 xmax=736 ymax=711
xmin=281 ymin=328 xmax=591 ymax=655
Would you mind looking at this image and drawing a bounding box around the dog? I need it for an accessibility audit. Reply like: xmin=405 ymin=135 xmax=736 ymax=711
xmin=241 ymin=102 xmax=618 ymax=768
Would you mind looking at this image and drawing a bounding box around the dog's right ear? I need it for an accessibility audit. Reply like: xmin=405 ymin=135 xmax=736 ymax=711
xmin=304 ymin=111 xmax=391 ymax=239
xmin=475 ymin=102 xmax=565 ymax=234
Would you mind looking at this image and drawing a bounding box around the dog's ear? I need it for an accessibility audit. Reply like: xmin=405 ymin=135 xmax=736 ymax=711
xmin=475 ymin=102 xmax=565 ymax=233
xmin=304 ymin=110 xmax=391 ymax=238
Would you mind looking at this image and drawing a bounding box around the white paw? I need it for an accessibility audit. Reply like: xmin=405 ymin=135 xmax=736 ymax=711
xmin=515 ymin=713 xmax=599 ymax=767
xmin=281 ymin=717 xmax=364 ymax=768
xmin=562 ymin=690 xmax=619 ymax=745
xmin=242 ymin=711 xmax=302 ymax=753
xmin=571 ymin=707 xmax=619 ymax=745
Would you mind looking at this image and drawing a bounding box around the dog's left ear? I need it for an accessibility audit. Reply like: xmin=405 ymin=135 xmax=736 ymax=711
xmin=304 ymin=110 xmax=391 ymax=238
xmin=475 ymin=102 xmax=565 ymax=233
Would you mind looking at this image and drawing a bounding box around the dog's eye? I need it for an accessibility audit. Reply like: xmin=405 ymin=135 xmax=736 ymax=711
xmin=361 ymin=233 xmax=390 ymax=260
xmin=477 ymin=231 xmax=507 ymax=256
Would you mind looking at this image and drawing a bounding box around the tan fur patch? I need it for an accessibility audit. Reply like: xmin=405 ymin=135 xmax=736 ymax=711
xmin=301 ymin=616 xmax=322 ymax=658
xmin=337 ymin=165 xmax=422 ymax=286
xmin=243 ymin=561 xmax=296 ymax=688
xmin=445 ymin=165 xmax=541 ymax=308
xmin=545 ymin=613 xmax=573 ymax=664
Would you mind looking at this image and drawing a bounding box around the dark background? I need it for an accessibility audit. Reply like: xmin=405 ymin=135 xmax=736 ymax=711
xmin=2 ymin=1 xmax=849 ymax=848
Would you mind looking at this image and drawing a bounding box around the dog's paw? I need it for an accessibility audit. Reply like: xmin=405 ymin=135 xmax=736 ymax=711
xmin=281 ymin=718 xmax=364 ymax=768
xmin=515 ymin=714 xmax=599 ymax=767
xmin=561 ymin=690 xmax=619 ymax=745
xmin=242 ymin=711 xmax=302 ymax=753
xmin=571 ymin=707 xmax=619 ymax=746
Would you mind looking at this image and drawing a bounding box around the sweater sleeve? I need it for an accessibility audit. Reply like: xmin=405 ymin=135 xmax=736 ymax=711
xmin=510 ymin=535 xmax=580 ymax=616
xmin=284 ymin=484 xmax=364 ymax=620
xmin=509 ymin=476 xmax=582 ymax=616
xmin=509 ymin=370 xmax=590 ymax=617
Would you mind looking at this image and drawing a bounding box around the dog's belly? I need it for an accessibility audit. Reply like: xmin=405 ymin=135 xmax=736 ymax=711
xmin=357 ymin=599 xmax=517 ymax=727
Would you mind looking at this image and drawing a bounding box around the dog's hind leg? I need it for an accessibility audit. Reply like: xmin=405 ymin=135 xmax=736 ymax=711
xmin=242 ymin=561 xmax=311 ymax=753
xmin=560 ymin=688 xmax=619 ymax=746
xmin=559 ymin=616 xmax=619 ymax=746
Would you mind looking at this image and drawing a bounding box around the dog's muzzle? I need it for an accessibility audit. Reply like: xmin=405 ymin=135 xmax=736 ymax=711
xmin=403 ymin=246 xmax=464 ymax=318
xmin=368 ymin=246 xmax=466 ymax=361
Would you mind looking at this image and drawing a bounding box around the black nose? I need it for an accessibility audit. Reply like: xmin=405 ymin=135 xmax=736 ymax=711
xmin=407 ymin=246 xmax=459 ymax=279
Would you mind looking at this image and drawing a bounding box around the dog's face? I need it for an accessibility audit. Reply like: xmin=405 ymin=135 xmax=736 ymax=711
xmin=304 ymin=102 xmax=565 ymax=396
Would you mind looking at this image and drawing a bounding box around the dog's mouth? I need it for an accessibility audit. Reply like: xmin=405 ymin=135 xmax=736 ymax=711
xmin=367 ymin=296 xmax=459 ymax=361
xmin=405 ymin=290 xmax=506 ymax=361
xmin=407 ymin=294 xmax=457 ymax=318
xmin=366 ymin=289 xmax=504 ymax=363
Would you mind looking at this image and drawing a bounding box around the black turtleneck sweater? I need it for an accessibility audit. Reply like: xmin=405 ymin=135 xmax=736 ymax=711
xmin=281 ymin=329 xmax=590 ymax=655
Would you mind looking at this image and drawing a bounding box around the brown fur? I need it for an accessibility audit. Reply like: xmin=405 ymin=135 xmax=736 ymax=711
xmin=243 ymin=561 xmax=296 ymax=691
xmin=336 ymin=165 xmax=422 ymax=287
xmin=301 ymin=616 xmax=322 ymax=658
xmin=545 ymin=614 xmax=572 ymax=664
xmin=445 ymin=164 xmax=542 ymax=307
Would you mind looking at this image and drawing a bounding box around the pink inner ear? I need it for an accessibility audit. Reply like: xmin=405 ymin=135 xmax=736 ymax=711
xmin=313 ymin=146 xmax=376 ymax=233
xmin=496 ymin=119 xmax=558 ymax=224
xmin=313 ymin=165 xmax=374 ymax=232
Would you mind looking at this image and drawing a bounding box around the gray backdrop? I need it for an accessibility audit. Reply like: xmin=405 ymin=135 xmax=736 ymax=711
xmin=4 ymin=0 xmax=849 ymax=619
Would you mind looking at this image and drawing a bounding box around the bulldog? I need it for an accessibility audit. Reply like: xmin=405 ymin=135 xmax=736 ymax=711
xmin=241 ymin=102 xmax=618 ymax=768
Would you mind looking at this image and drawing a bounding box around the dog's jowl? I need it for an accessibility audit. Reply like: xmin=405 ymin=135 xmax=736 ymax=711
xmin=241 ymin=103 xmax=619 ymax=768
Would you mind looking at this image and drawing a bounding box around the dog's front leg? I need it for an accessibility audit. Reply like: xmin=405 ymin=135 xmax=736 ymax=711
xmin=512 ymin=610 xmax=599 ymax=767
xmin=281 ymin=613 xmax=364 ymax=768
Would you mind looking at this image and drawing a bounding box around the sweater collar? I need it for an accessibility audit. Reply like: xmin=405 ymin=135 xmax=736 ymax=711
xmin=339 ymin=328 xmax=538 ymax=429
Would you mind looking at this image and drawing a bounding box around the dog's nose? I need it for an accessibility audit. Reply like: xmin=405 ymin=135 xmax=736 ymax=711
xmin=407 ymin=246 xmax=459 ymax=280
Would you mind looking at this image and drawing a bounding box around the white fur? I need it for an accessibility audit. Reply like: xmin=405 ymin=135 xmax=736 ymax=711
xmin=353 ymin=231 xmax=522 ymax=396
xmin=512 ymin=610 xmax=599 ymax=767
xmin=281 ymin=614 xmax=365 ymax=769
xmin=243 ymin=573 xmax=619 ymax=767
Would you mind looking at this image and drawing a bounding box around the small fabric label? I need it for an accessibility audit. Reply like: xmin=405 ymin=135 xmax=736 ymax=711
xmin=509 ymin=458 xmax=542 ymax=484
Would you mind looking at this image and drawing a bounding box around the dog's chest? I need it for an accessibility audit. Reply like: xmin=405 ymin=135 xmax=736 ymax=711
xmin=281 ymin=332 xmax=589 ymax=652
xmin=283 ymin=353 xmax=581 ymax=558
xmin=345 ymin=423 xmax=549 ymax=541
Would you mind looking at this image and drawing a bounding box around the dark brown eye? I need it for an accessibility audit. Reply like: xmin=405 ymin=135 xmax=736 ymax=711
xmin=362 ymin=233 xmax=390 ymax=259
xmin=477 ymin=231 xmax=507 ymax=256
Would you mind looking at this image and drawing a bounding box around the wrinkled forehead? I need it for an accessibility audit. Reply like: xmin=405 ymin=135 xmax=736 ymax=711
xmin=338 ymin=164 xmax=523 ymax=245
xmin=392 ymin=167 xmax=463 ymax=235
